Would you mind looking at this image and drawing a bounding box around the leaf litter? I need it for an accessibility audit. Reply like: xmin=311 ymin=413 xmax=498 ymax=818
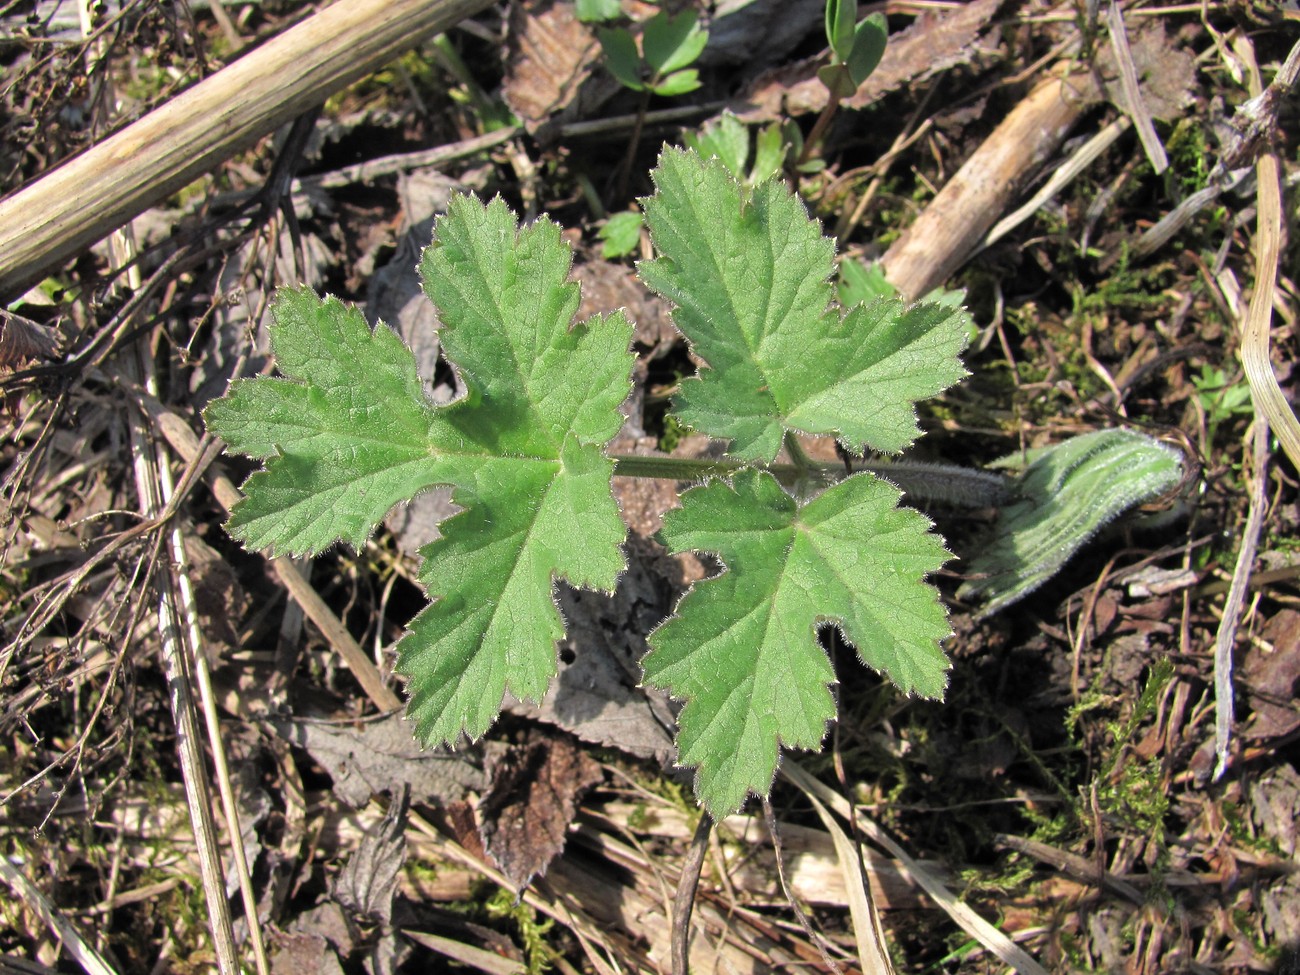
xmin=2 ymin=2 xmax=1299 ymax=974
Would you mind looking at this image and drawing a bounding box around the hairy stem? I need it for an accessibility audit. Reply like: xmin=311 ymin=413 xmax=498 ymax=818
xmin=609 ymin=452 xmax=1011 ymax=508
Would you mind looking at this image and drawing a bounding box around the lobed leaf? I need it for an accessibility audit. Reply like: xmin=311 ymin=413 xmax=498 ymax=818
xmin=643 ymin=469 xmax=952 ymax=816
xmin=204 ymin=287 xmax=450 ymax=555
xmin=206 ymin=194 xmax=636 ymax=747
xmin=639 ymin=147 xmax=969 ymax=462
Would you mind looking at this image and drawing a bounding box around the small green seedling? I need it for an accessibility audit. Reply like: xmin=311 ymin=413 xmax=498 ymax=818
xmin=820 ymin=0 xmax=887 ymax=99
xmin=205 ymin=147 xmax=1183 ymax=816
xmin=598 ymin=9 xmax=708 ymax=97
xmin=598 ymin=208 xmax=643 ymax=259
xmin=598 ymin=9 xmax=710 ymax=198
xmin=683 ymin=111 xmax=787 ymax=186
xmin=1192 ymin=364 xmax=1253 ymax=443
xmin=799 ymin=0 xmax=888 ymax=166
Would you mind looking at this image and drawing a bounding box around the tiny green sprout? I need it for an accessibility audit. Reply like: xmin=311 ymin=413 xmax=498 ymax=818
xmin=598 ymin=9 xmax=708 ymax=97
xmin=799 ymin=0 xmax=888 ymax=166
xmin=683 ymin=111 xmax=788 ymax=186
xmin=599 ymin=208 xmax=643 ymax=259
xmin=1192 ymin=364 xmax=1254 ymax=442
xmin=820 ymin=1 xmax=886 ymax=99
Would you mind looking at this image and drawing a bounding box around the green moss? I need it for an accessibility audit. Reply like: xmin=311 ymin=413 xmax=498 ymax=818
xmin=1165 ymin=119 xmax=1213 ymax=197
xmin=405 ymin=859 xmax=442 ymax=884
xmin=1073 ymin=251 xmax=1176 ymax=317
xmin=658 ymin=412 xmax=692 ymax=452
xmin=1068 ymin=661 xmax=1176 ymax=898
xmin=485 ymin=887 xmax=556 ymax=975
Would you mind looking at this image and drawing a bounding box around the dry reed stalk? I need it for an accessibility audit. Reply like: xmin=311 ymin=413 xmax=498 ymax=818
xmin=881 ymin=65 xmax=1102 ymax=301
xmin=0 ymin=0 xmax=493 ymax=296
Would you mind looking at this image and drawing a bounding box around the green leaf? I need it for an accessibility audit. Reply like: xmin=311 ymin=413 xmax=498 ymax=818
xmin=846 ymin=13 xmax=887 ymax=87
xmin=204 ymin=287 xmax=447 ymax=555
xmin=575 ymin=0 xmax=621 ymax=23
xmin=643 ymin=469 xmax=952 ymax=816
xmin=639 ymin=147 xmax=969 ymax=462
xmin=651 ymin=68 xmax=701 ymax=97
xmin=206 ymin=194 xmax=636 ymax=747
xmin=824 ymin=0 xmax=855 ymax=62
xmin=401 ymin=433 xmax=628 ymax=745
xmin=419 ymin=196 xmax=633 ymax=456
xmin=957 ymin=429 xmax=1185 ymax=616
xmin=817 ymin=63 xmax=857 ymax=100
xmin=683 ymin=112 xmax=751 ymax=181
xmin=750 ymin=122 xmax=787 ymax=183
xmin=598 ymin=27 xmax=645 ymax=90
xmin=642 ymin=9 xmax=707 ymax=76
xmin=837 ymin=256 xmax=895 ymax=308
xmin=600 ymin=209 xmax=643 ymax=259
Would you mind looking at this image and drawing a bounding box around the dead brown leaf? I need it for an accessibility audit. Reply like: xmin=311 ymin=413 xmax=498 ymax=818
xmin=1242 ymin=608 xmax=1300 ymax=741
xmin=1095 ymin=20 xmax=1197 ymax=123
xmin=503 ymin=0 xmax=608 ymax=136
xmin=507 ymin=535 xmax=679 ymax=763
xmin=478 ymin=731 xmax=603 ymax=891
xmin=333 ymin=787 xmax=409 ymax=926
xmin=0 ymin=309 xmax=61 ymax=367
xmin=270 ymin=931 xmax=347 ymax=975
xmin=270 ymin=713 xmax=492 ymax=809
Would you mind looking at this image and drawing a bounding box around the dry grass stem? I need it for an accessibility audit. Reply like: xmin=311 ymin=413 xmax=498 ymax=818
xmin=0 ymin=0 xmax=496 ymax=294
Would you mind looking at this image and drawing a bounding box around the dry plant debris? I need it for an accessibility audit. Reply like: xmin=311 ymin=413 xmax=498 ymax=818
xmin=2 ymin=1 xmax=1299 ymax=973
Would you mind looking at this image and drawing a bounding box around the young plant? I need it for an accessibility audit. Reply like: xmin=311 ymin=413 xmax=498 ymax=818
xmin=598 ymin=207 xmax=643 ymax=259
xmin=820 ymin=0 xmax=887 ymax=99
xmin=1192 ymin=364 xmax=1253 ymax=445
xmin=204 ymin=147 xmax=967 ymax=816
xmin=798 ymin=0 xmax=888 ymax=167
xmin=683 ymin=110 xmax=788 ymax=186
xmin=597 ymin=9 xmax=709 ymax=198
xmin=597 ymin=9 xmax=708 ymax=98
